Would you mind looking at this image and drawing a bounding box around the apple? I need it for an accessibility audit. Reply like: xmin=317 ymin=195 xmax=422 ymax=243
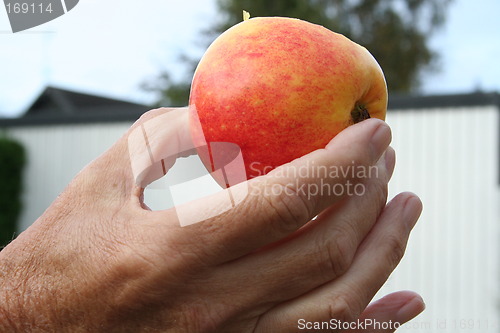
xmin=189 ymin=16 xmax=387 ymax=186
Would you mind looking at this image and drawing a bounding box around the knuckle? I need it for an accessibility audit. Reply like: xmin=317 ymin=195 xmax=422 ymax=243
xmin=367 ymin=166 xmax=388 ymax=202
xmin=360 ymin=171 xmax=388 ymax=215
xmin=136 ymin=109 xmax=156 ymax=125
xmin=320 ymin=232 xmax=355 ymax=279
xmin=259 ymin=181 xmax=314 ymax=234
xmin=340 ymin=150 xmax=372 ymax=182
xmin=372 ymin=183 xmax=389 ymax=215
xmin=376 ymin=176 xmax=389 ymax=200
xmin=133 ymin=107 xmax=171 ymax=128
xmin=385 ymin=233 xmax=407 ymax=268
xmin=327 ymin=294 xmax=359 ymax=324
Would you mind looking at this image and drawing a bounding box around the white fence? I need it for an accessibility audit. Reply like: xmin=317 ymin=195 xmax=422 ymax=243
xmin=381 ymin=105 xmax=500 ymax=332
xmin=2 ymin=102 xmax=500 ymax=332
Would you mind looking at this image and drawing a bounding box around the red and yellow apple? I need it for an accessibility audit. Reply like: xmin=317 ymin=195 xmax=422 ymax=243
xmin=189 ymin=16 xmax=387 ymax=186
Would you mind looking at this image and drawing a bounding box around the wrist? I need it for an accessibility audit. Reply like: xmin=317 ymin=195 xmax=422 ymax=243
xmin=0 ymin=239 xmax=53 ymax=332
xmin=0 ymin=260 xmax=25 ymax=331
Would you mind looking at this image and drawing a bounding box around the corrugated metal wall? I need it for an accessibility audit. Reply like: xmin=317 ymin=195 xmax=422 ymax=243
xmin=380 ymin=105 xmax=500 ymax=332
xmin=5 ymin=123 xmax=132 ymax=230
xmin=3 ymin=104 xmax=500 ymax=331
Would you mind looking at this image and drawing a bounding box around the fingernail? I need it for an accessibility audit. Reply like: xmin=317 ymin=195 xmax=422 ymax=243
xmin=384 ymin=146 xmax=396 ymax=180
xmin=403 ymin=195 xmax=423 ymax=228
xmin=396 ymin=295 xmax=426 ymax=323
xmin=370 ymin=122 xmax=392 ymax=162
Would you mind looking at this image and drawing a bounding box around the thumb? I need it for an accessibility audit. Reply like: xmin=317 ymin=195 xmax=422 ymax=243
xmin=126 ymin=107 xmax=195 ymax=188
xmin=70 ymin=107 xmax=194 ymax=204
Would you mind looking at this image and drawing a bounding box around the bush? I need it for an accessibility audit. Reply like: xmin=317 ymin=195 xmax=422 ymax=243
xmin=0 ymin=136 xmax=25 ymax=248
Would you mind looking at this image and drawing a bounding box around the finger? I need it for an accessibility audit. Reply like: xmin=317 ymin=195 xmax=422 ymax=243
xmin=127 ymin=107 xmax=196 ymax=188
xmin=254 ymin=192 xmax=423 ymax=332
xmin=151 ymin=119 xmax=392 ymax=264
xmin=347 ymin=291 xmax=425 ymax=333
xmin=215 ymin=146 xmax=396 ymax=304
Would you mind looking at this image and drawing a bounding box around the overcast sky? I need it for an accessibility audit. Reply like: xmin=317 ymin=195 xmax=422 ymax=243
xmin=1 ymin=0 xmax=499 ymax=118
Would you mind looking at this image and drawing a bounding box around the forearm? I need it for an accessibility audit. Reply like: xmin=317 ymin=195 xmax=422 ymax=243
xmin=0 ymin=230 xmax=159 ymax=333
xmin=0 ymin=236 xmax=73 ymax=332
xmin=0 ymin=248 xmax=32 ymax=332
xmin=0 ymin=297 xmax=19 ymax=332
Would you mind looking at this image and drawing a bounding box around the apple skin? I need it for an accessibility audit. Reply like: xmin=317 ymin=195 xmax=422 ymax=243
xmin=189 ymin=17 xmax=387 ymax=185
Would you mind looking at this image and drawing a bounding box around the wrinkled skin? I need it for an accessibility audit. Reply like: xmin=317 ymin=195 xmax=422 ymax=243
xmin=0 ymin=108 xmax=423 ymax=332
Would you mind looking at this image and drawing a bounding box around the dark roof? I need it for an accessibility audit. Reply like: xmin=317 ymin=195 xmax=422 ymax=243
xmin=389 ymin=91 xmax=500 ymax=110
xmin=0 ymin=86 xmax=149 ymax=127
xmin=0 ymin=88 xmax=499 ymax=127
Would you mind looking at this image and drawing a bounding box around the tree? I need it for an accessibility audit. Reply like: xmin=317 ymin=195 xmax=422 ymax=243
xmin=147 ymin=0 xmax=452 ymax=106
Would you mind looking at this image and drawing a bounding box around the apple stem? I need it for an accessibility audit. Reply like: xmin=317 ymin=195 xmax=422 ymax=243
xmin=351 ymin=103 xmax=371 ymax=123
xmin=243 ymin=10 xmax=251 ymax=21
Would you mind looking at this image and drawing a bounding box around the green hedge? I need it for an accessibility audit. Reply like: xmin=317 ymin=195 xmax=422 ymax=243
xmin=0 ymin=136 xmax=25 ymax=248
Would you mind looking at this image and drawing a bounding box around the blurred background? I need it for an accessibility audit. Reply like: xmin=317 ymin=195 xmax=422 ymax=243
xmin=0 ymin=0 xmax=499 ymax=331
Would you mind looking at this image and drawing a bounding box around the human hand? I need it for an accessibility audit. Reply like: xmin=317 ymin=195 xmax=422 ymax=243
xmin=0 ymin=107 xmax=423 ymax=332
